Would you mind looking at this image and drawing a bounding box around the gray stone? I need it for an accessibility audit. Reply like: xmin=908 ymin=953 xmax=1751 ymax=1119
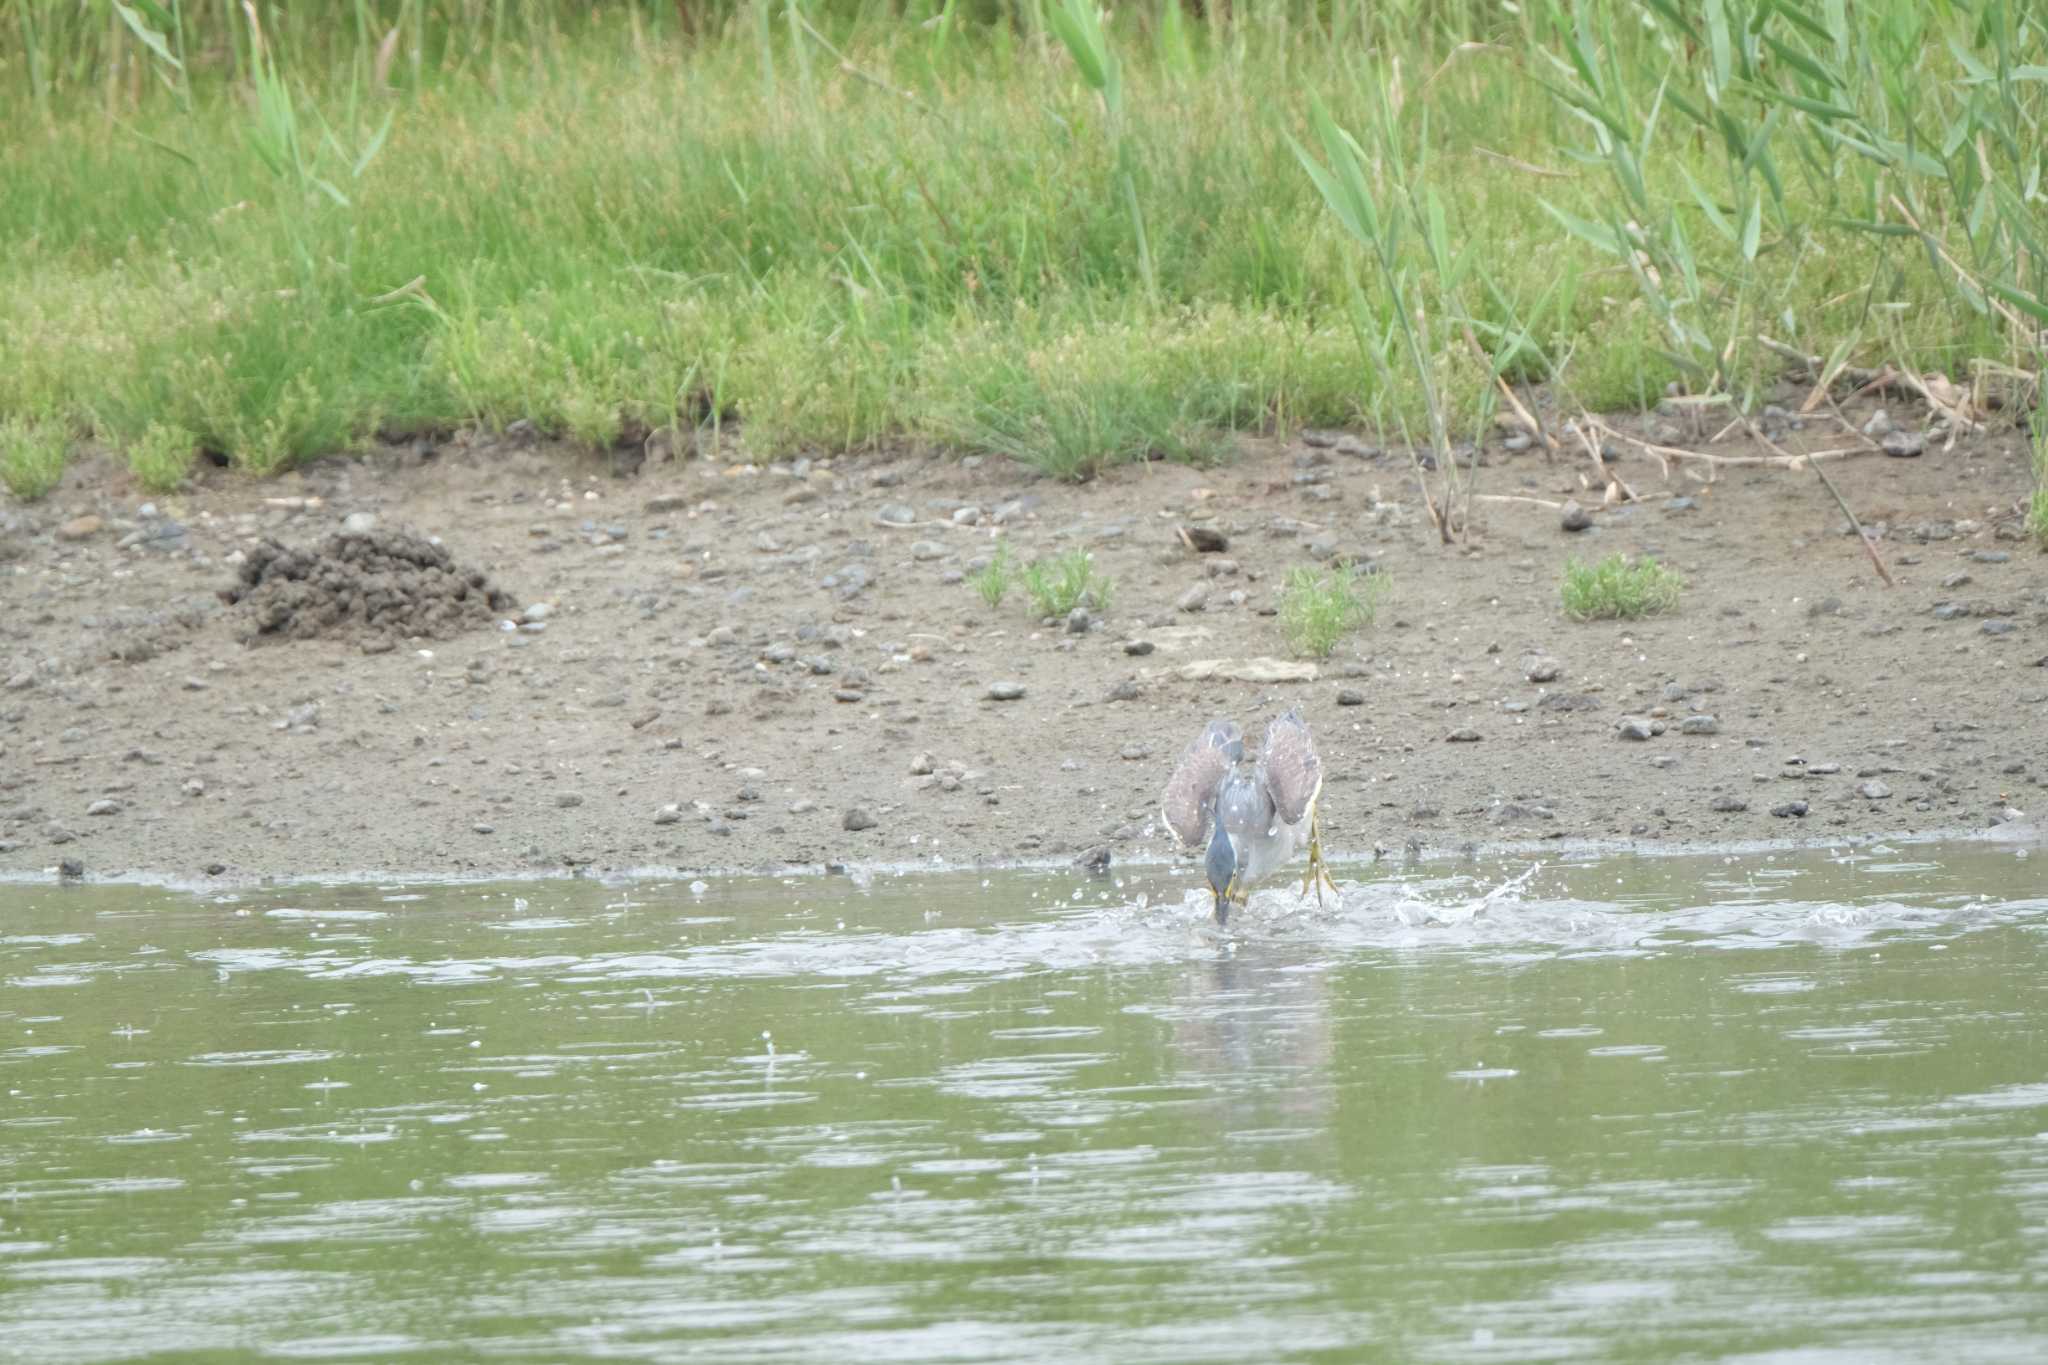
xmin=1982 ymin=620 xmax=2016 ymax=636
xmin=86 ymin=799 xmax=120 ymax=816
xmin=1771 ymin=800 xmax=1809 ymax=818
xmin=1336 ymin=688 xmax=1365 ymax=707
xmin=1561 ymin=500 xmax=1593 ymax=533
xmin=842 ymin=806 xmax=878 ymax=832
xmin=1523 ymin=655 xmax=1562 ymax=684
xmin=1446 ymin=728 xmax=1481 ymax=743
xmin=1176 ymin=583 xmax=1209 ymax=612
xmin=1618 ymin=717 xmax=1658 ymax=741
xmin=1123 ymin=639 xmax=1155 ymax=656
xmin=1679 ymin=715 xmax=1719 ymax=736
xmin=1709 ymin=796 xmax=1749 ymax=813
xmin=554 ymin=792 xmax=584 ymax=808
xmin=1857 ymin=780 xmax=1892 ymax=800
xmin=1881 ymin=429 xmax=1925 ymax=458
xmin=910 ymin=540 xmax=944 ymax=561
xmin=1066 ymin=608 xmax=1092 ymax=634
xmin=876 ymin=503 xmax=916 ymax=525
xmin=653 ymin=804 xmax=682 ymax=825
xmin=987 ymin=681 xmax=1026 ymax=701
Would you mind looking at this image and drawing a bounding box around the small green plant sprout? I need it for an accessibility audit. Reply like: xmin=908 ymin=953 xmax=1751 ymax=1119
xmin=1560 ymin=553 xmax=1684 ymax=622
xmin=0 ymin=418 xmax=67 ymax=501
xmin=1279 ymin=563 xmax=1388 ymax=658
xmin=968 ymin=541 xmax=1014 ymax=609
xmin=128 ymin=422 xmax=197 ymax=494
xmin=1020 ymin=548 xmax=1113 ymax=619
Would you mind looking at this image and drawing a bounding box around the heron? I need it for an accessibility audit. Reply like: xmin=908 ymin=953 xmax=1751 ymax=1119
xmin=1160 ymin=707 xmax=1336 ymax=925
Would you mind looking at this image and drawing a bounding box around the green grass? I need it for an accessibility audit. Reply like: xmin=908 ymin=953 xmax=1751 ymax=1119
xmin=1279 ymin=564 xmax=1388 ymax=658
xmin=0 ymin=2 xmax=2044 ymax=490
xmin=1560 ymin=554 xmax=1685 ymax=622
xmin=968 ymin=542 xmax=1014 ymax=609
xmin=1020 ymin=549 xmax=1112 ymax=620
xmin=0 ymin=417 xmax=67 ymax=501
xmin=127 ymin=422 xmax=198 ymax=494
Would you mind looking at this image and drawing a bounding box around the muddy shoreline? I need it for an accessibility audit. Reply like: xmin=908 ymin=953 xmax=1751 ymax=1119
xmin=3 ymin=411 xmax=2044 ymax=884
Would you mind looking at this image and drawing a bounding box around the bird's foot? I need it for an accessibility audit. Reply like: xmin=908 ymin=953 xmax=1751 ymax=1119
xmin=1300 ymin=814 xmax=1340 ymax=906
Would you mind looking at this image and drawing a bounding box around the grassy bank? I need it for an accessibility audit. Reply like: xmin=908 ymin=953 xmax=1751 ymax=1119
xmin=2 ymin=0 xmax=2045 ymax=497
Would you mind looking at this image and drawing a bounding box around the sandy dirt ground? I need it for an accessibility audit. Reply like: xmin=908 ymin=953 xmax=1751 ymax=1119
xmin=2 ymin=401 xmax=2044 ymax=886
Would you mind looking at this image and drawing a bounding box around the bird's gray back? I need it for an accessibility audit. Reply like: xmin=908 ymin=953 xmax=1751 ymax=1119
xmin=1216 ymin=769 xmax=1302 ymax=886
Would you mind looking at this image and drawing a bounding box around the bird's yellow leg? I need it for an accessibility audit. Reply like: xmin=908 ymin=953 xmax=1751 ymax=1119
xmin=1300 ymin=804 xmax=1340 ymax=905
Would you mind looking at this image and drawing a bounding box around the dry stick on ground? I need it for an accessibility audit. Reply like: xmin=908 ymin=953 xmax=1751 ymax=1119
xmin=1473 ymin=493 xmax=1567 ymax=509
xmin=1585 ymin=417 xmax=1865 ymax=475
xmin=1568 ymin=416 xmax=1637 ymax=501
xmin=1742 ymin=420 xmax=1895 ymax=589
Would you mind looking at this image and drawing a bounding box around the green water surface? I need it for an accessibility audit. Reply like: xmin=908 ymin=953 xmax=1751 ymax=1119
xmin=2 ymin=844 xmax=2045 ymax=1362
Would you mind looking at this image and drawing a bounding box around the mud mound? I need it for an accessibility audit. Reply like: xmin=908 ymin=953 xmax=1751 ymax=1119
xmin=222 ymin=529 xmax=516 ymax=646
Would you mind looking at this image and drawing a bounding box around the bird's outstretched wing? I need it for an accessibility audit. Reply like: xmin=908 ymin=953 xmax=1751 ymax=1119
xmin=1161 ymin=719 xmax=1243 ymax=848
xmin=1259 ymin=707 xmax=1323 ymax=824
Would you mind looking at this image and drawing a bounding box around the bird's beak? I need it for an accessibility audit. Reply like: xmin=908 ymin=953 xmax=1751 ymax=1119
xmin=1212 ymin=876 xmax=1236 ymax=926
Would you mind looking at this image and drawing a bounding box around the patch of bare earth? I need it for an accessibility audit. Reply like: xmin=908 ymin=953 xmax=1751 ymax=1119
xmin=0 ymin=406 xmax=2042 ymax=883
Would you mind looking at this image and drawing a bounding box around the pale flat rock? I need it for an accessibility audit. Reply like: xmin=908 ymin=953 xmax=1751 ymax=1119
xmin=1172 ymin=657 xmax=1320 ymax=684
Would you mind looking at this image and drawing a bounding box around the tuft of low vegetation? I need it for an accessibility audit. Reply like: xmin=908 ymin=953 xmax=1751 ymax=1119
xmin=1279 ymin=564 xmax=1388 ymax=658
xmin=0 ymin=418 xmax=66 ymax=501
xmin=127 ymin=422 xmax=198 ymax=494
xmin=968 ymin=542 xmax=1014 ymax=609
xmin=1560 ymin=554 xmax=1684 ymax=622
xmin=1020 ymin=549 xmax=1113 ymax=620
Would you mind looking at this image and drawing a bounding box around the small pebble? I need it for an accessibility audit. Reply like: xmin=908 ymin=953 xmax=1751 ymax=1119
xmin=987 ymin=681 xmax=1026 ymax=701
xmin=842 ymin=807 xmax=878 ymax=832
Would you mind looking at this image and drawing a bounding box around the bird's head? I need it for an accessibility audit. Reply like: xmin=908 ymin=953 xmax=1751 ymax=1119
xmin=1204 ymin=821 xmax=1238 ymax=925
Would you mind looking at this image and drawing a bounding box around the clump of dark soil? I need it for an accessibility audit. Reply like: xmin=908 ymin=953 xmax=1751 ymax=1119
xmin=222 ymin=528 xmax=516 ymax=646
